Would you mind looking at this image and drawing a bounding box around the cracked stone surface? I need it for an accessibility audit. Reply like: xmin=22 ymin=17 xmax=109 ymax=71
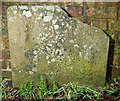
xmin=7 ymin=6 xmax=109 ymax=87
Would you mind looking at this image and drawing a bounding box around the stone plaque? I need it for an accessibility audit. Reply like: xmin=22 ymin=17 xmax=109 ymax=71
xmin=7 ymin=6 xmax=109 ymax=87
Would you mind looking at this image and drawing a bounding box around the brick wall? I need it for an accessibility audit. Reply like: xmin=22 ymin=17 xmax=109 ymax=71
xmin=1 ymin=1 xmax=120 ymax=82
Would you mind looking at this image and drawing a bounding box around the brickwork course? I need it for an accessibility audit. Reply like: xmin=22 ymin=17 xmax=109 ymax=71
xmin=1 ymin=1 xmax=120 ymax=82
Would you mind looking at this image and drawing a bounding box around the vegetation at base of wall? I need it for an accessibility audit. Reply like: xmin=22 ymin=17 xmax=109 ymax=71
xmin=0 ymin=76 xmax=120 ymax=101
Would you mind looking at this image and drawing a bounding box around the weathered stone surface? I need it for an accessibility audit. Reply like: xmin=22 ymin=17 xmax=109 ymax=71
xmin=7 ymin=6 xmax=109 ymax=87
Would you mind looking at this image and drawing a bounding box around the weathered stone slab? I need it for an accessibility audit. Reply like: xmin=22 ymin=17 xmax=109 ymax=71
xmin=7 ymin=6 xmax=109 ymax=87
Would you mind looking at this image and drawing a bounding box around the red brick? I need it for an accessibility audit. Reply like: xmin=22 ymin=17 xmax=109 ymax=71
xmin=113 ymin=54 xmax=120 ymax=66
xmin=97 ymin=2 xmax=117 ymax=6
xmin=1 ymin=60 xmax=7 ymax=69
xmin=2 ymin=71 xmax=12 ymax=79
xmin=78 ymin=18 xmax=107 ymax=30
xmin=112 ymin=67 xmax=120 ymax=79
xmin=114 ymin=43 xmax=120 ymax=53
xmin=60 ymin=3 xmax=65 ymax=9
xmin=78 ymin=18 xmax=91 ymax=25
xmin=90 ymin=19 xmax=100 ymax=28
xmin=108 ymin=21 xmax=120 ymax=31
xmin=1 ymin=59 xmax=11 ymax=69
xmin=88 ymin=19 xmax=107 ymax=30
xmin=87 ymin=2 xmax=118 ymax=6
xmin=2 ymin=37 xmax=10 ymax=50
xmin=99 ymin=20 xmax=108 ymax=30
xmin=0 ymin=50 xmax=10 ymax=59
xmin=66 ymin=5 xmax=83 ymax=17
xmin=86 ymin=6 xmax=117 ymax=19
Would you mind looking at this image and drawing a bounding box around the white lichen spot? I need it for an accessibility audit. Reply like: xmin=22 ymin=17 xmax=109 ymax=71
xmin=18 ymin=6 xmax=28 ymax=10
xmin=41 ymin=37 xmax=46 ymax=40
xmin=69 ymin=26 xmax=72 ymax=29
xmin=56 ymin=16 xmax=59 ymax=19
xmin=13 ymin=64 xmax=16 ymax=67
xmin=44 ymin=16 xmax=53 ymax=22
xmin=52 ymin=50 xmax=55 ymax=57
xmin=62 ymin=16 xmax=65 ymax=19
xmin=89 ymin=44 xmax=94 ymax=49
xmin=51 ymin=72 xmax=53 ymax=74
xmin=46 ymin=6 xmax=55 ymax=11
xmin=23 ymin=10 xmax=32 ymax=18
xmin=83 ymin=33 xmax=85 ymax=35
xmin=51 ymin=58 xmax=55 ymax=62
xmin=14 ymin=16 xmax=16 ymax=19
xmin=36 ymin=17 xmax=41 ymax=20
xmin=67 ymin=56 xmax=70 ymax=58
xmin=105 ymin=36 xmax=107 ymax=38
xmin=69 ymin=40 xmax=74 ymax=43
xmin=65 ymin=30 xmax=68 ymax=33
xmin=31 ymin=7 xmax=37 ymax=12
xmin=45 ymin=34 xmax=49 ymax=37
xmin=54 ymin=25 xmax=59 ymax=30
xmin=52 ymin=19 xmax=57 ymax=25
xmin=19 ymin=70 xmax=22 ymax=73
xmin=62 ymin=22 xmax=64 ymax=25
xmin=12 ymin=6 xmax=17 ymax=9
xmin=25 ymin=11 xmax=32 ymax=18
xmin=13 ymin=10 xmax=17 ymax=15
xmin=42 ymin=24 xmax=45 ymax=26
xmin=66 ymin=23 xmax=69 ymax=27
xmin=74 ymin=44 xmax=79 ymax=48
xmin=64 ymin=38 xmax=66 ymax=40
xmin=46 ymin=56 xmax=49 ymax=59
xmin=32 ymin=68 xmax=37 ymax=72
xmin=19 ymin=13 xmax=21 ymax=16
xmin=74 ymin=32 xmax=76 ymax=35
xmin=39 ymin=33 xmax=42 ymax=37
xmin=83 ymin=44 xmax=87 ymax=49
xmin=61 ymin=39 xmax=65 ymax=42
xmin=48 ymin=61 xmax=50 ymax=64
xmin=95 ymin=30 xmax=98 ymax=32
xmin=46 ymin=73 xmax=49 ymax=75
xmin=84 ymin=52 xmax=89 ymax=60
xmin=47 ymin=44 xmax=52 ymax=47
xmin=46 ymin=47 xmax=51 ymax=52
xmin=8 ymin=18 xmax=13 ymax=21
xmin=79 ymin=52 xmax=82 ymax=57
xmin=45 ymin=27 xmax=47 ymax=30
xmin=56 ymin=7 xmax=61 ymax=12
xmin=34 ymin=50 xmax=37 ymax=55
xmin=57 ymin=56 xmax=60 ymax=58
xmin=7 ymin=12 xmax=10 ymax=14
xmin=29 ymin=71 xmax=34 ymax=75
xmin=33 ymin=55 xmax=37 ymax=61
xmin=39 ymin=13 xmax=43 ymax=17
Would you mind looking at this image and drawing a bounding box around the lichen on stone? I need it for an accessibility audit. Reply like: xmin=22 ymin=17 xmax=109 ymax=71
xmin=7 ymin=5 xmax=109 ymax=87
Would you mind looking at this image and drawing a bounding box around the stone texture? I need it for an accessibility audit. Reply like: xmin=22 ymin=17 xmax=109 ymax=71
xmin=7 ymin=6 xmax=109 ymax=87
